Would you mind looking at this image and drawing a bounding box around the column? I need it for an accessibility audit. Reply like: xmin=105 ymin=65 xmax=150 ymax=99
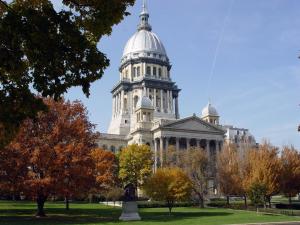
xmin=175 ymin=97 xmax=179 ymax=119
xmin=196 ymin=139 xmax=200 ymax=149
xmin=154 ymin=139 xmax=158 ymax=171
xmin=154 ymin=89 xmax=157 ymax=111
xmin=160 ymin=137 xmax=164 ymax=167
xmin=168 ymin=91 xmax=171 ymax=113
xmin=120 ymin=90 xmax=124 ymax=114
xmin=186 ymin=138 xmax=190 ymax=150
xmin=206 ymin=139 xmax=210 ymax=158
xmin=165 ymin=137 xmax=169 ymax=151
xmin=160 ymin=89 xmax=164 ymax=113
xmin=176 ymin=137 xmax=180 ymax=152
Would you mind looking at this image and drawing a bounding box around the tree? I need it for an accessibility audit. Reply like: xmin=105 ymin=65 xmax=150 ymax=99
xmin=178 ymin=147 xmax=210 ymax=208
xmin=91 ymin=148 xmax=119 ymax=192
xmin=104 ymin=187 xmax=124 ymax=207
xmin=0 ymin=0 xmax=135 ymax=147
xmin=245 ymin=141 xmax=282 ymax=208
xmin=0 ymin=98 xmax=98 ymax=216
xmin=118 ymin=144 xmax=153 ymax=191
xmin=217 ymin=143 xmax=244 ymax=206
xmin=280 ymin=146 xmax=300 ymax=205
xmin=144 ymin=167 xmax=192 ymax=215
xmin=248 ymin=182 xmax=267 ymax=209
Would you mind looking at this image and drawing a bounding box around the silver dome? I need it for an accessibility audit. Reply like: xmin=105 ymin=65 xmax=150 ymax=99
xmin=137 ymin=96 xmax=153 ymax=109
xmin=121 ymin=0 xmax=168 ymax=64
xmin=202 ymin=103 xmax=219 ymax=117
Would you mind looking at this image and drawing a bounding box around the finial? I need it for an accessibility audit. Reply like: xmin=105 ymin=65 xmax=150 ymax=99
xmin=138 ymin=0 xmax=152 ymax=31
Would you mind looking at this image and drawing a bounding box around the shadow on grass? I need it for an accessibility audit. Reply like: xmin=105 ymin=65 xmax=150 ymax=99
xmin=0 ymin=206 xmax=234 ymax=225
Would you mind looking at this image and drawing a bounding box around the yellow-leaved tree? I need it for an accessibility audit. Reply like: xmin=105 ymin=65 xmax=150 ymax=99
xmin=118 ymin=144 xmax=153 ymax=192
xmin=144 ymin=167 xmax=192 ymax=215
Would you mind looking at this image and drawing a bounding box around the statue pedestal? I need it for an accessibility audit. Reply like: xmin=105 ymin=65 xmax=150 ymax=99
xmin=119 ymin=201 xmax=141 ymax=221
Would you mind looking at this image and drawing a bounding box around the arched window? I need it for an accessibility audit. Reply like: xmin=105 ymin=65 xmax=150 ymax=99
xmin=153 ymin=67 xmax=157 ymax=76
xmin=158 ymin=68 xmax=162 ymax=77
xmin=134 ymin=96 xmax=139 ymax=108
xmin=137 ymin=66 xmax=140 ymax=77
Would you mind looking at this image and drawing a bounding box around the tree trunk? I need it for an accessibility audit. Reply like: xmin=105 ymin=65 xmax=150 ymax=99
xmin=167 ymin=200 xmax=173 ymax=215
xmin=244 ymin=195 xmax=248 ymax=209
xmin=226 ymin=196 xmax=230 ymax=205
xmin=288 ymin=194 xmax=292 ymax=207
xmin=36 ymin=194 xmax=46 ymax=217
xmin=65 ymin=196 xmax=69 ymax=210
xmin=198 ymin=193 xmax=204 ymax=208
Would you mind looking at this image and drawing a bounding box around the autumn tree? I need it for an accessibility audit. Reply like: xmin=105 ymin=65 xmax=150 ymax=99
xmin=245 ymin=142 xmax=282 ymax=208
xmin=0 ymin=0 xmax=135 ymax=148
xmin=177 ymin=147 xmax=210 ymax=208
xmin=144 ymin=167 xmax=192 ymax=215
xmin=90 ymin=148 xmax=119 ymax=194
xmin=104 ymin=187 xmax=124 ymax=207
xmin=217 ymin=143 xmax=244 ymax=205
xmin=280 ymin=146 xmax=300 ymax=205
xmin=0 ymin=98 xmax=98 ymax=216
xmin=118 ymin=144 xmax=153 ymax=192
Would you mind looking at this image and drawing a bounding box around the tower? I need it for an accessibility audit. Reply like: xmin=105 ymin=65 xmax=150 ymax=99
xmin=108 ymin=0 xmax=181 ymax=135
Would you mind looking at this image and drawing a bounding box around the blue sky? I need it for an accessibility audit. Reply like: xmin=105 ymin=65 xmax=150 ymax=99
xmin=53 ymin=0 xmax=300 ymax=149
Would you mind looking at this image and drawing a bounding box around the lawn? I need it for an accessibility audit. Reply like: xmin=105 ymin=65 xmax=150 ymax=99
xmin=0 ymin=201 xmax=300 ymax=225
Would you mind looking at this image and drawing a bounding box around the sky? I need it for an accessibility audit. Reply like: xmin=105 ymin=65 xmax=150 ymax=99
xmin=52 ymin=0 xmax=300 ymax=149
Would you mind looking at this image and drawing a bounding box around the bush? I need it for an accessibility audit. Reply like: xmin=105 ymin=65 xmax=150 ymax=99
xmin=275 ymin=203 xmax=300 ymax=210
xmin=137 ymin=201 xmax=197 ymax=208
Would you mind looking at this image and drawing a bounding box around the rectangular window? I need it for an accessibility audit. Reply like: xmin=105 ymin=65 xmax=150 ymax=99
xmin=158 ymin=68 xmax=162 ymax=77
xmin=147 ymin=66 xmax=151 ymax=75
xmin=153 ymin=67 xmax=157 ymax=76
xmin=137 ymin=66 xmax=140 ymax=77
xmin=133 ymin=67 xmax=137 ymax=77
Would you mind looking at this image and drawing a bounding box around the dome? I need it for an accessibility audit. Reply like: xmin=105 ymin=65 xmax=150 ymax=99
xmin=122 ymin=30 xmax=167 ymax=60
xmin=202 ymin=103 xmax=219 ymax=117
xmin=121 ymin=0 xmax=169 ymax=64
xmin=137 ymin=96 xmax=153 ymax=109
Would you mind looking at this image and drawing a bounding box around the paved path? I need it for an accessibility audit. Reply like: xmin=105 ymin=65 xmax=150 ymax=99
xmin=230 ymin=222 xmax=300 ymax=225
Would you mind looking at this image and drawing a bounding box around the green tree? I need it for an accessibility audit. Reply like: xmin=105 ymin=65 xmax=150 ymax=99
xmin=118 ymin=144 xmax=153 ymax=191
xmin=248 ymin=182 xmax=267 ymax=209
xmin=144 ymin=167 xmax=192 ymax=215
xmin=0 ymin=0 xmax=135 ymax=147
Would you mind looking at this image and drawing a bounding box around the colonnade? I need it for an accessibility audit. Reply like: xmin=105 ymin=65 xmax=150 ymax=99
xmin=153 ymin=137 xmax=223 ymax=170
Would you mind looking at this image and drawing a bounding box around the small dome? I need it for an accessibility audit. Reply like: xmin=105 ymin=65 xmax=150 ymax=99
xmin=202 ymin=102 xmax=219 ymax=117
xmin=122 ymin=30 xmax=168 ymax=61
xmin=137 ymin=96 xmax=153 ymax=109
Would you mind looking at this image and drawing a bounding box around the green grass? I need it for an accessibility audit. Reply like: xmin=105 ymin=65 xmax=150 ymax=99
xmin=0 ymin=200 xmax=300 ymax=225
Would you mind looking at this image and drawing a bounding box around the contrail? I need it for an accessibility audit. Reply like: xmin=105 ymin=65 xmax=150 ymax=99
xmin=207 ymin=0 xmax=235 ymax=100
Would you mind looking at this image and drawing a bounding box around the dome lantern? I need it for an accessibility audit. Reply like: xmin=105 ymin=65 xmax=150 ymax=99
xmin=201 ymin=102 xmax=220 ymax=125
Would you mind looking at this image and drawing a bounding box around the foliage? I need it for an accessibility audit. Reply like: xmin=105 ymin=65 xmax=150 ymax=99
xmin=90 ymin=148 xmax=119 ymax=192
xmin=247 ymin=182 xmax=267 ymax=208
xmin=0 ymin=0 xmax=135 ymax=147
xmin=104 ymin=187 xmax=123 ymax=205
xmin=118 ymin=144 xmax=153 ymax=189
xmin=280 ymin=146 xmax=300 ymax=204
xmin=0 ymin=98 xmax=98 ymax=216
xmin=245 ymin=142 xmax=282 ymax=207
xmin=178 ymin=147 xmax=210 ymax=208
xmin=144 ymin=167 xmax=192 ymax=214
xmin=217 ymin=144 xmax=245 ymax=202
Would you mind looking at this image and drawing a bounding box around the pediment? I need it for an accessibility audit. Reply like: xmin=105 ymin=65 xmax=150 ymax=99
xmin=162 ymin=116 xmax=224 ymax=133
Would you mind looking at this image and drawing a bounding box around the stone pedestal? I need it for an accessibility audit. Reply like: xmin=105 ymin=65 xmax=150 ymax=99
xmin=119 ymin=201 xmax=141 ymax=221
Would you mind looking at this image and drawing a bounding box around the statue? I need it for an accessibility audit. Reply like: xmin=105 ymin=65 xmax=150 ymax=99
xmin=119 ymin=183 xmax=141 ymax=221
xmin=123 ymin=183 xmax=136 ymax=202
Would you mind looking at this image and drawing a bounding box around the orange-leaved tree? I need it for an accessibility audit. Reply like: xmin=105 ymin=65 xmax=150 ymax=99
xmin=0 ymin=98 xmax=98 ymax=216
xmin=245 ymin=141 xmax=282 ymax=207
xmin=280 ymin=146 xmax=300 ymax=205
xmin=91 ymin=148 xmax=119 ymax=192
xmin=217 ymin=143 xmax=244 ymax=205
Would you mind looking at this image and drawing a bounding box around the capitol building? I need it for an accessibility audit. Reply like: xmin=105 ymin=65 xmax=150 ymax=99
xmin=97 ymin=1 xmax=256 ymax=171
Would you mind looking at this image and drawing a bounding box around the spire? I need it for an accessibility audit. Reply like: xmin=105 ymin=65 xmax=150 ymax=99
xmin=138 ymin=0 xmax=152 ymax=31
